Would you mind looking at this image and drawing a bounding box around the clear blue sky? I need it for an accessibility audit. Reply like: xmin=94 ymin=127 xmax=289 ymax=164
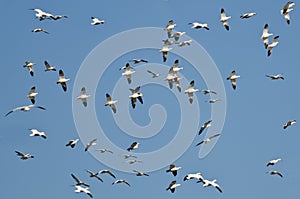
xmin=1 ymin=0 xmax=300 ymax=198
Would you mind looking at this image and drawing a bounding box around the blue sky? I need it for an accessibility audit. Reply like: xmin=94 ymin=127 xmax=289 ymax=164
xmin=1 ymin=0 xmax=300 ymax=198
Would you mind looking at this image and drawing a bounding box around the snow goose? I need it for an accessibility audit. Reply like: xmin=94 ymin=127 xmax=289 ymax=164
xmin=5 ymin=104 xmax=46 ymax=117
xmin=220 ymin=8 xmax=231 ymax=31
xmin=198 ymin=120 xmax=212 ymax=135
xmin=71 ymin=174 xmax=89 ymax=187
xmin=66 ymin=139 xmax=79 ymax=148
xmin=29 ymin=128 xmax=46 ymax=139
xmin=196 ymin=134 xmax=221 ymax=146
xmin=91 ymin=17 xmax=104 ymax=25
xmin=32 ymin=28 xmax=49 ymax=34
xmin=99 ymin=170 xmax=116 ymax=178
xmin=122 ymin=63 xmax=135 ymax=84
xmin=184 ymin=80 xmax=199 ymax=104
xmin=112 ymin=179 xmax=131 ymax=187
xmin=104 ymin=93 xmax=118 ymax=113
xmin=166 ymin=180 xmax=181 ymax=193
xmin=199 ymin=179 xmax=222 ymax=193
xmin=129 ymin=86 xmax=143 ymax=109
xmin=56 ymin=69 xmax=70 ymax=92
xmin=261 ymin=24 xmax=273 ymax=49
xmin=227 ymin=70 xmax=240 ymax=90
xmin=266 ymin=158 xmax=282 ymax=167
xmin=15 ymin=150 xmax=34 ymax=160
xmin=147 ymin=70 xmax=160 ymax=78
xmin=267 ymin=170 xmax=283 ymax=178
xmin=74 ymin=185 xmax=93 ymax=198
xmin=85 ymin=139 xmax=97 ymax=152
xmin=267 ymin=36 xmax=279 ymax=57
xmin=281 ymin=1 xmax=295 ymax=24
xmin=127 ymin=142 xmax=140 ymax=151
xmin=166 ymin=164 xmax=182 ymax=176
xmin=86 ymin=170 xmax=103 ymax=182
xmin=283 ymin=119 xmax=296 ymax=129
xmin=44 ymin=61 xmax=56 ymax=71
xmin=266 ymin=74 xmax=284 ymax=80
xmin=23 ymin=61 xmax=35 ymax=76
xmin=77 ymin=87 xmax=91 ymax=107
xmin=189 ymin=22 xmax=209 ymax=30
xmin=240 ymin=12 xmax=256 ymax=19
xmin=26 ymin=86 xmax=38 ymax=104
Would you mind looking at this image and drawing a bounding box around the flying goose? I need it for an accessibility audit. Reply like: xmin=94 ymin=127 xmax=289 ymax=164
xmin=227 ymin=70 xmax=240 ymax=90
xmin=266 ymin=158 xmax=282 ymax=167
xmin=189 ymin=22 xmax=209 ymax=30
xmin=184 ymin=80 xmax=199 ymax=104
xmin=166 ymin=164 xmax=182 ymax=176
xmin=74 ymin=185 xmax=93 ymax=198
xmin=29 ymin=128 xmax=46 ymax=139
xmin=95 ymin=149 xmax=113 ymax=153
xmin=23 ymin=61 xmax=35 ymax=76
xmin=172 ymin=31 xmax=186 ymax=41
xmin=50 ymin=15 xmax=68 ymax=20
xmin=199 ymin=179 xmax=222 ymax=193
xmin=31 ymin=8 xmax=54 ymax=21
xmin=123 ymin=154 xmax=138 ymax=159
xmin=44 ymin=61 xmax=56 ymax=71
xmin=27 ymin=86 xmax=38 ymax=104
xmin=201 ymin=89 xmax=217 ymax=95
xmin=15 ymin=150 xmax=34 ymax=160
xmin=71 ymin=174 xmax=89 ymax=187
xmin=198 ymin=120 xmax=212 ymax=135
xmin=91 ymin=17 xmax=104 ymax=25
xmin=178 ymin=39 xmax=193 ymax=47
xmin=266 ymin=74 xmax=284 ymax=80
xmin=267 ymin=36 xmax=279 ymax=57
xmin=160 ymin=44 xmax=173 ymax=62
xmin=56 ymin=69 xmax=70 ymax=92
xmin=220 ymin=8 xmax=231 ymax=31
xmin=240 ymin=12 xmax=256 ymax=19
xmin=196 ymin=134 xmax=221 ymax=146
xmin=281 ymin=1 xmax=295 ymax=24
xmin=267 ymin=170 xmax=283 ymax=178
xmin=127 ymin=159 xmax=142 ymax=164
xmin=77 ymin=87 xmax=91 ymax=107
xmin=129 ymin=59 xmax=148 ymax=64
xmin=207 ymin=99 xmax=221 ymax=103
xmin=147 ymin=70 xmax=160 ymax=78
xmin=104 ymin=93 xmax=118 ymax=113
xmin=183 ymin=172 xmax=204 ymax=181
xmin=5 ymin=105 xmax=46 ymax=117
xmin=172 ymin=59 xmax=183 ymax=72
xmin=85 ymin=139 xmax=97 ymax=152
xmin=164 ymin=20 xmax=176 ymax=38
xmin=32 ymin=28 xmax=49 ymax=34
xmin=66 ymin=139 xmax=79 ymax=148
xmin=261 ymin=24 xmax=273 ymax=49
xmin=133 ymin=170 xmax=149 ymax=176
xmin=86 ymin=170 xmax=103 ymax=182
xmin=112 ymin=179 xmax=131 ymax=187
xmin=166 ymin=180 xmax=181 ymax=193
xmin=129 ymin=86 xmax=143 ymax=109
xmin=283 ymin=119 xmax=296 ymax=129
xmin=127 ymin=142 xmax=140 ymax=151
xmin=122 ymin=63 xmax=136 ymax=84
xmin=99 ymin=170 xmax=116 ymax=178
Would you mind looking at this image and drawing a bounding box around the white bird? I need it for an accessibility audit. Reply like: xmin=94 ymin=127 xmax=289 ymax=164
xmin=5 ymin=104 xmax=46 ymax=117
xmin=267 ymin=170 xmax=283 ymax=178
xmin=27 ymin=86 xmax=38 ymax=104
xmin=71 ymin=174 xmax=89 ymax=187
xmin=85 ymin=139 xmax=97 ymax=152
xmin=283 ymin=119 xmax=296 ymax=129
xmin=104 ymin=93 xmax=118 ymax=113
xmin=29 ymin=129 xmax=46 ymax=139
xmin=164 ymin=20 xmax=176 ymax=38
xmin=220 ymin=8 xmax=231 ymax=31
xmin=86 ymin=170 xmax=103 ymax=182
xmin=196 ymin=134 xmax=221 ymax=146
xmin=166 ymin=180 xmax=181 ymax=193
xmin=178 ymin=39 xmax=193 ymax=47
xmin=15 ymin=150 xmax=34 ymax=160
xmin=91 ymin=17 xmax=104 ymax=25
xmin=44 ymin=61 xmax=56 ymax=72
xmin=174 ymin=77 xmax=183 ymax=93
xmin=227 ymin=70 xmax=240 ymax=90
xmin=198 ymin=120 xmax=212 ymax=135
xmin=201 ymin=89 xmax=217 ymax=95
xmin=183 ymin=172 xmax=204 ymax=181
xmin=112 ymin=179 xmax=131 ymax=187
xmin=127 ymin=159 xmax=142 ymax=164
xmin=184 ymin=80 xmax=199 ymax=104
xmin=133 ymin=170 xmax=149 ymax=176
xmin=123 ymin=154 xmax=138 ymax=159
xmin=266 ymin=158 xmax=282 ymax=167
xmin=172 ymin=59 xmax=183 ymax=72
xmin=32 ymin=28 xmax=49 ymax=34
xmin=240 ymin=12 xmax=256 ymax=19
xmin=163 ymin=39 xmax=178 ymax=46
xmin=99 ymin=170 xmax=116 ymax=178
xmin=267 ymin=36 xmax=279 ymax=57
xmin=77 ymin=87 xmax=91 ymax=107
xmin=147 ymin=70 xmax=160 ymax=78
xmin=122 ymin=63 xmax=136 ymax=84
xmin=23 ymin=61 xmax=35 ymax=76
xmin=266 ymin=74 xmax=284 ymax=80
xmin=189 ymin=22 xmax=209 ymax=30
xmin=261 ymin=24 xmax=273 ymax=49
xmin=160 ymin=44 xmax=173 ymax=62
xmin=66 ymin=139 xmax=79 ymax=148
xmin=200 ymin=179 xmax=223 ymax=193
xmin=56 ymin=69 xmax=70 ymax=92
xmin=74 ymin=185 xmax=93 ymax=198
xmin=129 ymin=59 xmax=148 ymax=64
xmin=95 ymin=149 xmax=113 ymax=154
xmin=129 ymin=86 xmax=143 ymax=109
xmin=172 ymin=31 xmax=186 ymax=41
xmin=127 ymin=142 xmax=140 ymax=151
xmin=281 ymin=2 xmax=295 ymax=25
xmin=50 ymin=15 xmax=68 ymax=20
xmin=207 ymin=99 xmax=221 ymax=103
xmin=166 ymin=164 xmax=182 ymax=176
xmin=31 ymin=8 xmax=54 ymax=21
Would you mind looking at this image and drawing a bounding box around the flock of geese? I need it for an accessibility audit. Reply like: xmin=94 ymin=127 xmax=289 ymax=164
xmin=5 ymin=1 xmax=298 ymax=198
